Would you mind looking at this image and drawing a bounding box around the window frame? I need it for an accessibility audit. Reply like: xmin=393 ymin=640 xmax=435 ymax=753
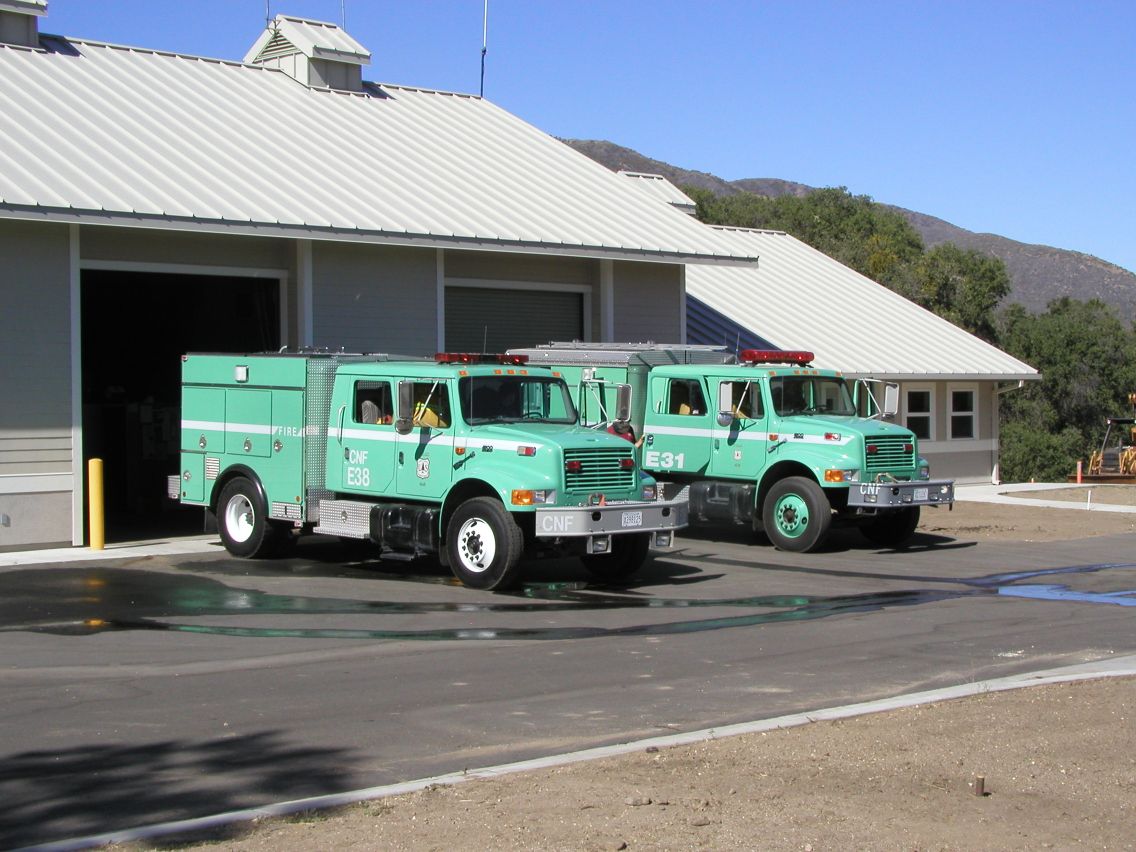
xmin=903 ymin=385 xmax=935 ymax=441
xmin=948 ymin=384 xmax=978 ymax=441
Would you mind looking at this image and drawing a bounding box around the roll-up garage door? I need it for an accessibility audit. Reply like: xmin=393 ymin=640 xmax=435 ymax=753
xmin=445 ymin=286 xmax=584 ymax=352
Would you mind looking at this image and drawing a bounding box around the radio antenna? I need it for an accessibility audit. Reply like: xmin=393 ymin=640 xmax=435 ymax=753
xmin=479 ymin=0 xmax=488 ymax=97
xmin=265 ymin=0 xmax=271 ymax=27
xmin=341 ymin=0 xmax=346 ymax=29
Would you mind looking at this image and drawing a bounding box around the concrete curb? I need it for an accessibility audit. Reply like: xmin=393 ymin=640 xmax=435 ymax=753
xmin=27 ymin=655 xmax=1136 ymax=852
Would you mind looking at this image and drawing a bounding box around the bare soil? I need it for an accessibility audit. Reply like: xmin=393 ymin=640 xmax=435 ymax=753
xmin=128 ymin=494 xmax=1136 ymax=851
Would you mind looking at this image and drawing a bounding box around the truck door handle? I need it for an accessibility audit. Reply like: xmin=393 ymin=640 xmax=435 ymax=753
xmin=336 ymin=404 xmax=346 ymax=443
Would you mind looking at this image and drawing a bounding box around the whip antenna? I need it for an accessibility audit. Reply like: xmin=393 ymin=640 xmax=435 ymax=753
xmin=480 ymin=0 xmax=488 ymax=97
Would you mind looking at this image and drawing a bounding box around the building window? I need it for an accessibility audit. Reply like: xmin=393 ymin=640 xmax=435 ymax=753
xmin=905 ymin=387 xmax=933 ymax=440
xmin=949 ymin=387 xmax=976 ymax=440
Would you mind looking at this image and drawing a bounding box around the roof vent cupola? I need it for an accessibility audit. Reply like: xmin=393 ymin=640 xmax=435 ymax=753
xmin=0 ymin=0 xmax=46 ymax=48
xmin=244 ymin=14 xmax=371 ymax=92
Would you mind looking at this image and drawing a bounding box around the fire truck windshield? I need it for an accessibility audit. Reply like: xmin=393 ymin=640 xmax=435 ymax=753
xmin=459 ymin=375 xmax=579 ymax=425
xmin=770 ymin=375 xmax=856 ymax=417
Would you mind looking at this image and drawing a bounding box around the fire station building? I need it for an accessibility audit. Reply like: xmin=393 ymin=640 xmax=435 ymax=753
xmin=0 ymin=2 xmax=1034 ymax=550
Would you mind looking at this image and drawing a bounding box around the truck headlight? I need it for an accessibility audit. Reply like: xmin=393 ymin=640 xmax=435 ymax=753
xmin=824 ymin=469 xmax=860 ymax=483
xmin=917 ymin=457 xmax=931 ymax=480
xmin=641 ymin=483 xmax=658 ymax=501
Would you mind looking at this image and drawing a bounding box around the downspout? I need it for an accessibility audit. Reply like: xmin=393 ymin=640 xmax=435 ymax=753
xmin=990 ymin=380 xmax=1025 ymax=484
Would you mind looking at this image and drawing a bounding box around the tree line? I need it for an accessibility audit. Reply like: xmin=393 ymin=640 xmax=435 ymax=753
xmin=685 ymin=186 xmax=1136 ymax=481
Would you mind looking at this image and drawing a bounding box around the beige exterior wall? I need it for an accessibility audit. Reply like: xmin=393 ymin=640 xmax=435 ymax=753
xmin=0 ymin=220 xmax=73 ymax=548
xmin=899 ymin=379 xmax=1006 ymax=484
xmin=612 ymin=261 xmax=683 ymax=342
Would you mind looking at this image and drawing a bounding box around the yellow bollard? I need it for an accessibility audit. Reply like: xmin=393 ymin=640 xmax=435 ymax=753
xmin=88 ymin=457 xmax=105 ymax=550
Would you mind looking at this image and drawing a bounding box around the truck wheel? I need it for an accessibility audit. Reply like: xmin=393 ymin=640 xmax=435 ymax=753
xmin=217 ymin=477 xmax=279 ymax=558
xmin=860 ymin=506 xmax=920 ymax=547
xmin=447 ymin=497 xmax=524 ymax=590
xmin=762 ymin=476 xmax=832 ymax=553
xmin=582 ymin=532 xmax=651 ymax=583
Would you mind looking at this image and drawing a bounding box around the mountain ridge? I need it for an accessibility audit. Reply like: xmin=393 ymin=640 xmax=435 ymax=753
xmin=564 ymin=139 xmax=1136 ymax=322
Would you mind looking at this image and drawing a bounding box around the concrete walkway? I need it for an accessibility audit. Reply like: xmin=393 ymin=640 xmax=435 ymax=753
xmin=955 ymin=481 xmax=1136 ymax=513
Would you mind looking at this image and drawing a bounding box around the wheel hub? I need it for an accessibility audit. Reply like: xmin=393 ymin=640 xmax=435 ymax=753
xmin=775 ymin=494 xmax=809 ymax=537
xmin=457 ymin=518 xmax=495 ymax=573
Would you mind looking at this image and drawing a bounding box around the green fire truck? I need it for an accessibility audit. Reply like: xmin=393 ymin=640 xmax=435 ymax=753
xmin=170 ymin=351 xmax=687 ymax=589
xmin=508 ymin=342 xmax=954 ymax=552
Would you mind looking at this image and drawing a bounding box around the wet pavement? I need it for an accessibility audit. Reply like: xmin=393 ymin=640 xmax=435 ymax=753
xmin=3 ymin=524 xmax=1136 ymax=848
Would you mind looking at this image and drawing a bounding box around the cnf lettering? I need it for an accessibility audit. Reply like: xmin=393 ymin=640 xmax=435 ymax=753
xmin=539 ymin=514 xmax=576 ymax=533
xmin=346 ymin=448 xmax=370 ymax=488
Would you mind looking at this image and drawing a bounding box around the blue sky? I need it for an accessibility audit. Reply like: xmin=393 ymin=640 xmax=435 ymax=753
xmin=43 ymin=0 xmax=1136 ymax=275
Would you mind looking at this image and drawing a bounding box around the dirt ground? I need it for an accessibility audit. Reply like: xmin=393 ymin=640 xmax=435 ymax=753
xmin=130 ymin=491 xmax=1136 ymax=851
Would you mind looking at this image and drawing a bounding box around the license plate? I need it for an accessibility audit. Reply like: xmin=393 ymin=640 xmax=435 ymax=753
xmin=914 ymin=488 xmax=928 ymax=502
xmin=621 ymin=511 xmax=643 ymax=528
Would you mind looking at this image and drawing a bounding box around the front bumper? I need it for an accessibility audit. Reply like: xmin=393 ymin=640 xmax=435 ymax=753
xmin=847 ymin=478 xmax=955 ymax=509
xmin=534 ymin=496 xmax=689 ymax=552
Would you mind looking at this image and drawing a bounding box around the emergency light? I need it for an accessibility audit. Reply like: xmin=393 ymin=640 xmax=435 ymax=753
xmin=435 ymin=352 xmax=529 ymax=365
xmin=738 ymin=349 xmax=814 ymax=366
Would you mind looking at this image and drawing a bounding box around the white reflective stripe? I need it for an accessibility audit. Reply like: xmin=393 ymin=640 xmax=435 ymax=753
xmin=182 ymin=419 xmax=223 ymax=431
xmin=647 ymin=424 xmax=719 ymax=439
xmin=787 ymin=433 xmax=854 ymax=447
xmin=337 ymin=427 xmax=401 ymax=444
xmin=326 ymin=427 xmax=540 ymax=454
xmin=647 ymin=422 xmax=854 ymax=446
xmin=181 ymin=419 xmax=273 ymax=435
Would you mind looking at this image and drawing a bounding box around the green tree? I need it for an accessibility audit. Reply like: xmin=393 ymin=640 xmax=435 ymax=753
xmin=913 ymin=243 xmax=1011 ymax=342
xmin=997 ymin=420 xmax=1085 ymax=483
xmin=997 ymin=298 xmax=1136 ymax=480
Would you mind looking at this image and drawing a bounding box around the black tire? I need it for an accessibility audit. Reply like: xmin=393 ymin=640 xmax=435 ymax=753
xmin=446 ymin=497 xmax=524 ymax=590
xmin=582 ymin=532 xmax=651 ymax=583
xmin=860 ymin=506 xmax=921 ymax=548
xmin=217 ymin=477 xmax=279 ymax=558
xmin=762 ymin=476 xmax=832 ymax=553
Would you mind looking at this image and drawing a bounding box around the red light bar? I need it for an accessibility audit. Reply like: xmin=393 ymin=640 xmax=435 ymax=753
xmin=435 ymin=353 xmax=529 ymax=365
xmin=739 ymin=349 xmax=814 ymax=366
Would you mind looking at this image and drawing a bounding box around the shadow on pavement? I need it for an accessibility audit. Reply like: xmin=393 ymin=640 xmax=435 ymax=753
xmin=0 ymin=730 xmax=356 ymax=849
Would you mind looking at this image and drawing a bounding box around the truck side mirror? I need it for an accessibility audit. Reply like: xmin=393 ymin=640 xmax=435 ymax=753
xmin=395 ymin=381 xmax=414 ymax=434
xmin=717 ymin=383 xmax=733 ymax=426
xmin=614 ymin=383 xmax=632 ymax=425
xmin=882 ymin=383 xmax=899 ymax=419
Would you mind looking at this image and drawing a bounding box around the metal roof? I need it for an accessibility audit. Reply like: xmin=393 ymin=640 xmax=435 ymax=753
xmin=686 ymin=227 xmax=1039 ymax=381
xmin=618 ymin=171 xmax=697 ymax=215
xmin=0 ymin=1 xmax=45 ymax=15
xmin=0 ymin=29 xmax=755 ymax=264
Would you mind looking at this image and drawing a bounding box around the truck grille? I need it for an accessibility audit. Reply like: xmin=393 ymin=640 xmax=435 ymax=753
xmin=864 ymin=435 xmax=915 ymax=472
xmin=564 ymin=447 xmax=636 ymax=492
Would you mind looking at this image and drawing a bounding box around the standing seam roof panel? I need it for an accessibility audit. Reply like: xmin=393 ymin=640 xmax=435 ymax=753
xmin=0 ymin=37 xmax=758 ymax=260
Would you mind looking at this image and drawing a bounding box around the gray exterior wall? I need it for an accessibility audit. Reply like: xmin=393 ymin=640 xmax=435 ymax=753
xmin=312 ymin=242 xmax=439 ymax=355
xmin=81 ymin=227 xmax=291 ymax=270
xmin=0 ymin=219 xmax=73 ymax=548
xmin=612 ymin=261 xmax=683 ymax=342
